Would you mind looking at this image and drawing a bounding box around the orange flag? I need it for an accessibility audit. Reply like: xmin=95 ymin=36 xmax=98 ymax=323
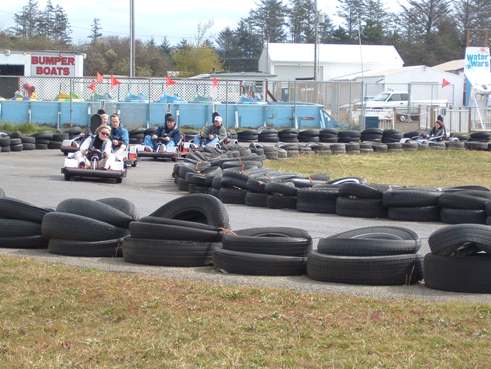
xmin=211 ymin=77 xmax=219 ymax=88
xmin=88 ymin=80 xmax=97 ymax=92
xmin=166 ymin=76 xmax=176 ymax=86
xmin=110 ymin=75 xmax=121 ymax=87
xmin=442 ymin=79 xmax=450 ymax=88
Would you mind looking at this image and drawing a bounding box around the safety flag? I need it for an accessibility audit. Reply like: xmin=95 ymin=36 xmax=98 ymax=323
xmin=96 ymin=72 xmax=104 ymax=83
xmin=211 ymin=77 xmax=220 ymax=89
xmin=166 ymin=76 xmax=176 ymax=86
xmin=110 ymin=75 xmax=121 ymax=87
xmin=442 ymin=78 xmax=451 ymax=88
xmin=88 ymin=80 xmax=97 ymax=92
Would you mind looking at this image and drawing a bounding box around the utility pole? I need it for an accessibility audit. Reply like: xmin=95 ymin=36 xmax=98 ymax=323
xmin=129 ymin=0 xmax=135 ymax=77
xmin=313 ymin=0 xmax=319 ymax=81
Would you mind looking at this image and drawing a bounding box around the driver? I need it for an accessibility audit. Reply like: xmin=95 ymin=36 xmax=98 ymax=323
xmin=110 ymin=114 xmax=129 ymax=157
xmin=429 ymin=116 xmax=447 ymax=141
xmin=143 ymin=114 xmax=180 ymax=152
xmin=193 ymin=114 xmax=227 ymax=146
xmin=74 ymin=125 xmax=113 ymax=169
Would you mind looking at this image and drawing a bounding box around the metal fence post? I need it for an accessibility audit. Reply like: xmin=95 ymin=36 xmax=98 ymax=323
xmin=147 ymin=78 xmax=151 ymax=128
xmin=69 ymin=77 xmax=73 ymax=126
xmin=225 ymin=81 xmax=229 ymax=131
xmin=293 ymin=80 xmax=297 ymax=129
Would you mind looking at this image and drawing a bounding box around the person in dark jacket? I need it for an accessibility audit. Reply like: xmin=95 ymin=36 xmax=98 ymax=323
xmin=144 ymin=115 xmax=181 ymax=152
xmin=110 ymin=114 xmax=129 ymax=161
xmin=429 ymin=116 xmax=447 ymax=141
xmin=193 ymin=113 xmax=227 ymax=146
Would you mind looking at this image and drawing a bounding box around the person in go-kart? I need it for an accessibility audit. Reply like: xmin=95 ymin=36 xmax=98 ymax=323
xmin=428 ymin=115 xmax=448 ymax=141
xmin=110 ymin=114 xmax=129 ymax=159
xmin=74 ymin=125 xmax=113 ymax=169
xmin=193 ymin=113 xmax=227 ymax=147
xmin=143 ymin=115 xmax=181 ymax=152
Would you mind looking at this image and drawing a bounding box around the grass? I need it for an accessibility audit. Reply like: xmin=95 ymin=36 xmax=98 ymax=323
xmin=0 ymin=255 xmax=490 ymax=369
xmin=265 ymin=151 xmax=491 ymax=188
xmin=0 ymin=122 xmax=56 ymax=134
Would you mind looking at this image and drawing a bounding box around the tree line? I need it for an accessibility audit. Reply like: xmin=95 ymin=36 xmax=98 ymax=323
xmin=2 ymin=0 xmax=491 ymax=77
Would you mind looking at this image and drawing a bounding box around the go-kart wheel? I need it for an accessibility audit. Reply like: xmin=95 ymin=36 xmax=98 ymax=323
xmin=115 ymin=178 xmax=123 ymax=184
xmin=131 ymin=161 xmax=137 ymax=167
xmin=64 ymin=173 xmax=71 ymax=181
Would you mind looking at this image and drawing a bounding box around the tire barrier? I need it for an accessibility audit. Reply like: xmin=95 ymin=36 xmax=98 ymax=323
xmin=425 ymin=224 xmax=491 ymax=293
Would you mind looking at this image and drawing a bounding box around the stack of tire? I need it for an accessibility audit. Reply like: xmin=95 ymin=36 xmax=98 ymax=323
xmin=307 ymin=226 xmax=423 ymax=285
xmin=359 ymin=142 xmax=374 ymax=154
xmin=123 ymin=195 xmax=228 ymax=267
xmin=258 ymin=128 xmax=279 ymax=143
xmin=438 ymin=189 xmax=491 ymax=225
xmin=278 ymin=129 xmax=299 ymax=143
xmin=48 ymin=131 xmax=64 ymax=150
xmin=219 ymin=171 xmax=249 ymax=204
xmin=264 ymin=181 xmax=298 ymax=210
xmin=20 ymin=134 xmax=36 ymax=151
xmin=0 ymin=134 xmax=11 ymax=153
xmin=345 ymin=142 xmax=360 ymax=154
xmin=425 ymin=224 xmax=491 ymax=293
xmin=383 ymin=189 xmax=441 ymax=222
xmin=338 ymin=130 xmax=361 ymax=143
xmin=33 ymin=131 xmax=52 ymax=150
xmin=310 ymin=143 xmax=332 ymax=156
xmin=466 ymin=132 xmax=490 ymax=151
xmin=214 ymin=227 xmax=311 ymax=276
xmin=0 ymin=197 xmax=50 ymax=249
xmin=336 ymin=183 xmax=387 ymax=219
xmin=280 ymin=143 xmax=300 ymax=158
xmin=330 ymin=143 xmax=346 ymax=154
xmin=42 ymin=198 xmax=136 ymax=257
xmin=381 ymin=129 xmax=403 ymax=152
xmin=319 ymin=129 xmax=338 ymax=143
xmin=129 ymin=128 xmax=146 ymax=144
xmin=66 ymin=127 xmax=84 ymax=139
xmin=298 ymin=129 xmax=319 ymax=143
xmin=297 ymin=187 xmax=339 ymax=214
xmin=237 ymin=129 xmax=258 ymax=143
xmin=361 ymin=128 xmax=383 ymax=142
xmin=9 ymin=135 xmax=23 ymax=152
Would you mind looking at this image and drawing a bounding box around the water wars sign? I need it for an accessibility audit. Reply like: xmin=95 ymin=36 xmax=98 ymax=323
xmin=465 ymin=47 xmax=490 ymax=73
xmin=30 ymin=54 xmax=77 ymax=76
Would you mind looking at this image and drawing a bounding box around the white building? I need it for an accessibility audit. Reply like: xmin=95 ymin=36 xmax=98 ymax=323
xmin=335 ymin=65 xmax=465 ymax=107
xmin=258 ymin=43 xmax=404 ymax=81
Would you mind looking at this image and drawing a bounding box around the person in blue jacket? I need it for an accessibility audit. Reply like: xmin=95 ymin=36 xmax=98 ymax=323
xmin=110 ymin=114 xmax=129 ymax=153
xmin=144 ymin=114 xmax=181 ymax=152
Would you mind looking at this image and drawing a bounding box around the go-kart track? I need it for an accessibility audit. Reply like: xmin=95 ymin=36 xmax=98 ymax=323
xmin=0 ymin=150 xmax=490 ymax=303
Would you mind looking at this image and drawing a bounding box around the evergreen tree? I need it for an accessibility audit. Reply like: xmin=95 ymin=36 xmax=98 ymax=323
xmin=455 ymin=0 xmax=491 ymax=45
xmin=235 ymin=19 xmax=263 ymax=71
xmin=89 ymin=18 xmax=102 ymax=44
xmin=361 ymin=0 xmax=388 ymax=43
xmin=337 ymin=0 xmax=366 ymax=40
xmin=160 ymin=36 xmax=172 ymax=55
xmin=37 ymin=0 xmax=55 ymax=37
xmin=216 ymin=27 xmax=240 ymax=71
xmin=288 ymin=0 xmax=317 ymax=43
xmin=13 ymin=0 xmax=40 ymax=38
xmin=249 ymin=0 xmax=288 ymax=43
xmin=52 ymin=4 xmax=71 ymax=44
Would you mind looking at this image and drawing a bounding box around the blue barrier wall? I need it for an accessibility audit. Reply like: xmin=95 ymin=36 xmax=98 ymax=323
xmin=0 ymin=100 xmax=338 ymax=129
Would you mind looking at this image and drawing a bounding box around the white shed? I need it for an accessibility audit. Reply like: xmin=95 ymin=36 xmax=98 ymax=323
xmin=335 ymin=65 xmax=465 ymax=107
xmin=258 ymin=43 xmax=404 ymax=81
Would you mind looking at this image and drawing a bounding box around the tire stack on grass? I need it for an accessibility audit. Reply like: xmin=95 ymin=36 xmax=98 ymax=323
xmin=330 ymin=143 xmax=346 ymax=155
xmin=278 ymin=128 xmax=299 ymax=143
xmin=359 ymin=142 xmax=374 ymax=154
xmin=265 ymin=182 xmax=298 ymax=210
xmin=34 ymin=131 xmax=53 ymax=150
xmin=263 ymin=145 xmax=279 ymax=160
xmin=383 ymin=189 xmax=442 ymax=222
xmin=382 ymin=129 xmax=403 ymax=144
xmin=48 ymin=132 xmax=64 ymax=150
xmin=258 ymin=128 xmax=279 ymax=143
xmin=372 ymin=142 xmax=388 ymax=153
xmin=345 ymin=142 xmax=360 ymax=154
xmin=319 ymin=128 xmax=338 ymax=143
xmin=0 ymin=197 xmax=51 ymax=249
xmin=124 ymin=217 xmax=222 ymax=267
xmin=280 ymin=143 xmax=300 ymax=158
xmin=237 ymin=129 xmax=259 ymax=143
xmin=9 ymin=137 xmax=23 ymax=152
xmin=361 ymin=128 xmax=383 ymax=142
xmin=438 ymin=190 xmax=491 ymax=225
xmin=465 ymin=140 xmax=489 ymax=151
xmin=42 ymin=198 xmax=136 ymax=257
xmin=445 ymin=141 xmax=465 ymax=150
xmin=338 ymin=130 xmax=361 ymax=143
xmin=129 ymin=128 xmax=146 ymax=144
xmin=310 ymin=143 xmax=332 ymax=156
xmin=402 ymin=141 xmax=418 ymax=152
xmin=0 ymin=135 xmax=11 ymax=153
xmin=66 ymin=127 xmax=83 ymax=139
xmin=387 ymin=142 xmax=403 ymax=153
xmin=424 ymin=224 xmax=491 ymax=293
xmin=298 ymin=129 xmax=319 ymax=143
xmin=21 ymin=135 xmax=36 ymax=151
xmin=214 ymin=227 xmax=311 ymax=276
xmin=428 ymin=141 xmax=446 ymax=151
xmin=307 ymin=226 xmax=423 ymax=285
xmin=336 ymin=183 xmax=387 ymax=219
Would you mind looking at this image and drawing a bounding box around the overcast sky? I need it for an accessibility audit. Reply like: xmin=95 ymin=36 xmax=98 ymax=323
xmin=0 ymin=0 xmax=406 ymax=44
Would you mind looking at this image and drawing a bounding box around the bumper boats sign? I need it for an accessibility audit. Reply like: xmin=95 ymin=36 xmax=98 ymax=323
xmin=30 ymin=54 xmax=77 ymax=76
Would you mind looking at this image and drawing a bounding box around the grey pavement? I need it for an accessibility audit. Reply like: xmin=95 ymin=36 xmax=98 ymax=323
xmin=0 ymin=150 xmax=489 ymax=303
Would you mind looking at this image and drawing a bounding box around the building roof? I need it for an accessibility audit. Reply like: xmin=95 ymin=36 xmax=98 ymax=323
xmin=433 ymin=59 xmax=465 ymax=72
xmin=261 ymin=43 xmax=403 ymax=65
xmin=189 ymin=72 xmax=276 ymax=80
xmin=334 ymin=65 xmax=430 ymax=81
xmin=0 ymin=49 xmax=84 ymax=56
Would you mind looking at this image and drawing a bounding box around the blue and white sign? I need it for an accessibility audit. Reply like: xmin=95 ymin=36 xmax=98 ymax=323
xmin=464 ymin=47 xmax=491 ymax=99
xmin=465 ymin=47 xmax=490 ymax=73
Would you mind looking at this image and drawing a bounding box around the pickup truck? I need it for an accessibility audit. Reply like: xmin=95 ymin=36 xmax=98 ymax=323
xmin=365 ymin=91 xmax=448 ymax=109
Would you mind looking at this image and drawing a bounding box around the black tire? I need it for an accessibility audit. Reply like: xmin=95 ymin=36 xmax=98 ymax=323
xmin=176 ymin=177 xmax=190 ymax=191
xmin=438 ymin=191 xmax=491 ymax=210
xmin=56 ymin=198 xmax=134 ymax=228
xmin=139 ymin=216 xmax=219 ymax=231
xmin=383 ymin=189 xmax=441 ymax=207
xmin=1 ymin=146 xmax=11 ymax=153
xmin=36 ymin=144 xmax=48 ymax=150
xmin=123 ymin=238 xmax=212 ymax=267
xmin=96 ymin=198 xmax=138 ymax=219
xmin=0 ymin=219 xmax=42 ymax=237
xmin=22 ymin=143 xmax=36 ymax=150
xmin=307 ymin=252 xmax=423 ymax=285
xmin=317 ymin=226 xmax=420 ymax=256
xmin=220 ymin=176 xmax=248 ymax=189
xmin=265 ymin=182 xmax=298 ymax=196
xmin=48 ymin=238 xmax=124 ymax=257
xmin=440 ymin=208 xmax=487 ymax=224
xmin=219 ymin=187 xmax=246 ymax=204
xmin=149 ymin=194 xmax=230 ymax=228
xmin=129 ymin=221 xmax=221 ymax=242
xmin=266 ymin=194 xmax=297 ymax=209
xmin=0 ymin=137 xmax=11 ymax=147
xmin=213 ymin=247 xmax=306 ymax=276
xmin=338 ymin=183 xmax=386 ymax=199
xmin=428 ymin=224 xmax=491 ymax=255
xmin=42 ymin=212 xmax=129 ymax=241
xmin=0 ymin=197 xmax=51 ymax=223
xmin=0 ymin=235 xmax=47 ymax=249
xmin=387 ymin=206 xmax=441 ymax=222
xmin=21 ymin=136 xmax=36 ymax=144
xmin=244 ymin=192 xmax=268 ymax=207
xmin=335 ymin=197 xmax=386 ymax=218
xmin=424 ymin=254 xmax=491 ymax=293
xmin=297 ymin=189 xmax=338 ymax=213
xmin=11 ymin=144 xmax=23 ymax=152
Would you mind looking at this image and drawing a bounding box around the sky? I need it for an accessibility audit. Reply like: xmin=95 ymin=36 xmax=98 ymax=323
xmin=0 ymin=0 xmax=407 ymax=45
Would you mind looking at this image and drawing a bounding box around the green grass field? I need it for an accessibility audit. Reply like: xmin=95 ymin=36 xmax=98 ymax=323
xmin=0 ymin=256 xmax=490 ymax=369
xmin=265 ymin=151 xmax=491 ymax=188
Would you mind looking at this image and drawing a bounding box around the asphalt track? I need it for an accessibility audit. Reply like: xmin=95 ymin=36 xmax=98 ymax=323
xmin=0 ymin=150 xmax=489 ymax=302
